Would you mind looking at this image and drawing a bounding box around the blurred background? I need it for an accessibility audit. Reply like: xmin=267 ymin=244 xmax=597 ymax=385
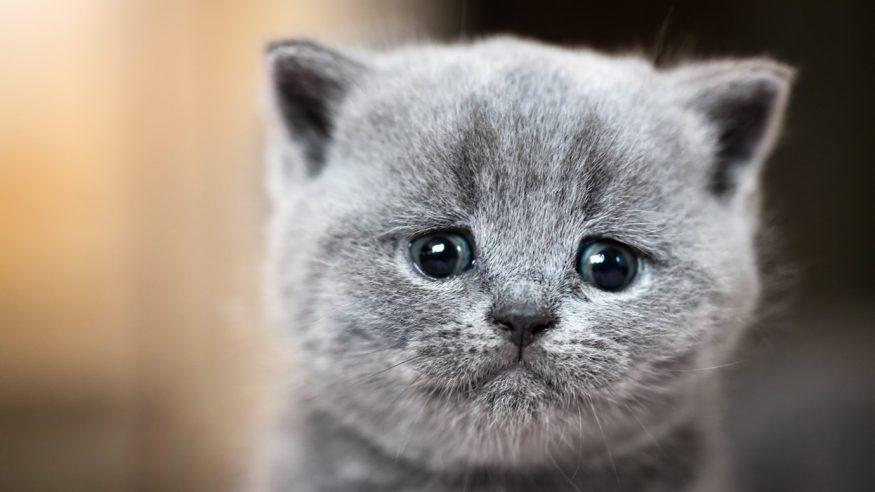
xmin=0 ymin=1 xmax=871 ymax=491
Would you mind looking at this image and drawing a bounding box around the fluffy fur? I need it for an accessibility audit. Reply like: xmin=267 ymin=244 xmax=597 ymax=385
xmin=255 ymin=37 xmax=793 ymax=491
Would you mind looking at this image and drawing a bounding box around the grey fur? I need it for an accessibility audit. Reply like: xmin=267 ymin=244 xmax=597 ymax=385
xmin=255 ymin=37 xmax=793 ymax=491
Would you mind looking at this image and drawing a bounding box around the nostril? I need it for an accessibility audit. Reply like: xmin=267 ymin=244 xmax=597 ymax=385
xmin=530 ymin=321 xmax=551 ymax=336
xmin=490 ymin=305 xmax=557 ymax=348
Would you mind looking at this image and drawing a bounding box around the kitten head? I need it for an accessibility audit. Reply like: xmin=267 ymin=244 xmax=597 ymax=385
xmin=264 ymin=37 xmax=792 ymax=470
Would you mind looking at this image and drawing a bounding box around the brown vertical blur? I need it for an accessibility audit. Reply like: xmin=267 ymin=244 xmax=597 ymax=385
xmin=0 ymin=1 xmax=450 ymax=491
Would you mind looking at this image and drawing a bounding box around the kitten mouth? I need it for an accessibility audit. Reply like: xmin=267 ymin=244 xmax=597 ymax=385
xmin=493 ymin=343 xmax=540 ymax=367
xmin=475 ymin=349 xmax=546 ymax=386
xmin=418 ymin=345 xmax=554 ymax=401
xmin=472 ymin=362 xmax=554 ymax=403
xmin=515 ymin=343 xmax=545 ymax=365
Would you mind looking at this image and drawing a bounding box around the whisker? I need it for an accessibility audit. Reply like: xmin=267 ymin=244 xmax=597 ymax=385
xmin=589 ymin=400 xmax=619 ymax=484
xmin=669 ymin=359 xmax=745 ymax=373
xmin=347 ymin=354 xmax=428 ymax=385
xmin=623 ymin=402 xmax=664 ymax=454
xmin=546 ymin=446 xmax=583 ymax=492
xmin=394 ymin=388 xmax=428 ymax=463
xmin=570 ymin=403 xmax=585 ymax=480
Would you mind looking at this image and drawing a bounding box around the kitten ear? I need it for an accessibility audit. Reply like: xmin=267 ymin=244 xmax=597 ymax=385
xmin=265 ymin=39 xmax=368 ymax=177
xmin=669 ymin=60 xmax=794 ymax=199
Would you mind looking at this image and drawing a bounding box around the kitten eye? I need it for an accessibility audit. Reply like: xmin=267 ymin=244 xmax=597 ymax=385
xmin=577 ymin=240 xmax=638 ymax=292
xmin=409 ymin=232 xmax=474 ymax=279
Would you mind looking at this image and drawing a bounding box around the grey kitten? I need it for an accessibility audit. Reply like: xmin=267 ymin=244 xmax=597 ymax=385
xmin=255 ymin=36 xmax=793 ymax=492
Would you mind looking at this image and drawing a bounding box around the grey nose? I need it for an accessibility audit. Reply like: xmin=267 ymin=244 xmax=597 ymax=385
xmin=491 ymin=303 xmax=556 ymax=348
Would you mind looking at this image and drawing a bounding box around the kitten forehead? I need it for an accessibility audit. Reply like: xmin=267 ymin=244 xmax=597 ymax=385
xmin=340 ymin=39 xmax=704 ymax=170
xmin=326 ymin=38 xmax=706 ymax=247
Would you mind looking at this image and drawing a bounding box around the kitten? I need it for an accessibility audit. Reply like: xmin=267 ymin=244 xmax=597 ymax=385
xmin=255 ymin=36 xmax=793 ymax=491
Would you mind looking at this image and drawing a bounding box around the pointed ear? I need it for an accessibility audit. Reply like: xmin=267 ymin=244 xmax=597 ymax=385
xmin=265 ymin=39 xmax=368 ymax=177
xmin=668 ymin=59 xmax=795 ymax=199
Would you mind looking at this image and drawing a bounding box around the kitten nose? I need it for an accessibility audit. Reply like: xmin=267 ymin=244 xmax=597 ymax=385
xmin=491 ymin=303 xmax=556 ymax=348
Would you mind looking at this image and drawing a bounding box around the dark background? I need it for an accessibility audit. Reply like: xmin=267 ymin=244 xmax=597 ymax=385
xmin=453 ymin=1 xmax=875 ymax=490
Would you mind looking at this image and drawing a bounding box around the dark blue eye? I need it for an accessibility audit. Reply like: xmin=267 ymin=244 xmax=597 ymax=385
xmin=578 ymin=240 xmax=638 ymax=292
xmin=410 ymin=233 xmax=474 ymax=279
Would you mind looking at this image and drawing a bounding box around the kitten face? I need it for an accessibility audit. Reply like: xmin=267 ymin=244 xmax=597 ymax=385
xmin=266 ymin=38 xmax=792 ymax=469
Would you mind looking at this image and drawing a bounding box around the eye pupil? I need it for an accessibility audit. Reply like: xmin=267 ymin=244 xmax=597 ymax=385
xmin=411 ymin=233 xmax=473 ymax=279
xmin=578 ymin=241 xmax=638 ymax=291
xmin=418 ymin=238 xmax=458 ymax=278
